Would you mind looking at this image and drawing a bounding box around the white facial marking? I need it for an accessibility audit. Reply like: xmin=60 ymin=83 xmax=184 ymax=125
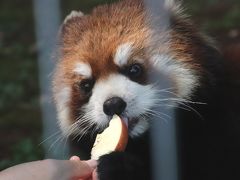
xmin=57 ymin=55 xmax=197 ymax=138
xmin=73 ymin=62 xmax=92 ymax=78
xmin=150 ymin=54 xmax=198 ymax=98
xmin=64 ymin=10 xmax=84 ymax=24
xmin=114 ymin=43 xmax=133 ymax=66
xmin=54 ymin=87 xmax=72 ymax=135
xmin=131 ymin=118 xmax=149 ymax=137
xmin=82 ymin=74 xmax=160 ymax=137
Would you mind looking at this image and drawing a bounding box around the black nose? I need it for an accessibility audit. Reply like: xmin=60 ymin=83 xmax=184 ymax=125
xmin=103 ymin=97 xmax=127 ymax=116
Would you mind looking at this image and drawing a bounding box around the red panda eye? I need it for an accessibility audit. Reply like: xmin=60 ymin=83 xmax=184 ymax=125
xmin=79 ymin=79 xmax=94 ymax=94
xmin=128 ymin=63 xmax=143 ymax=78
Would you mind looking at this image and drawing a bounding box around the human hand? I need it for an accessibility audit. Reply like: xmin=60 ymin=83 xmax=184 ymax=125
xmin=69 ymin=156 xmax=98 ymax=180
xmin=0 ymin=156 xmax=97 ymax=180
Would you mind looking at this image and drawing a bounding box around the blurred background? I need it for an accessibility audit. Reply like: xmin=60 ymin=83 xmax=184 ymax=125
xmin=0 ymin=0 xmax=239 ymax=171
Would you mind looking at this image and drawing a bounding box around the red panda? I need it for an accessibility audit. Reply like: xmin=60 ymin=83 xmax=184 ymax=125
xmin=53 ymin=0 xmax=240 ymax=180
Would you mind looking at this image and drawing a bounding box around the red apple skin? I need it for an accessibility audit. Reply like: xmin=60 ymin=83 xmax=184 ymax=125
xmin=115 ymin=119 xmax=128 ymax=152
xmin=91 ymin=116 xmax=128 ymax=159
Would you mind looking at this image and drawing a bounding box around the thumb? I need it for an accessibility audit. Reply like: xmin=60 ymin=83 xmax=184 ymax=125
xmin=92 ymin=169 xmax=99 ymax=180
xmin=85 ymin=159 xmax=98 ymax=170
xmin=70 ymin=159 xmax=97 ymax=179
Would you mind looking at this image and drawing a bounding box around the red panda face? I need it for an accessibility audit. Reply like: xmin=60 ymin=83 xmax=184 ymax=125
xmin=53 ymin=0 xmax=202 ymax=138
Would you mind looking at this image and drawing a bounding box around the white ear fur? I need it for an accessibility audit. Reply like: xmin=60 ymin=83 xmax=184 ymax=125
xmin=164 ymin=0 xmax=175 ymax=9
xmin=63 ymin=10 xmax=84 ymax=24
xmin=164 ymin=0 xmax=183 ymax=16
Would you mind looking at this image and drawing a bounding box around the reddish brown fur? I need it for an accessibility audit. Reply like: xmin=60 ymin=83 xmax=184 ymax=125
xmin=52 ymin=1 xmax=240 ymax=179
xmin=53 ymin=0 xmax=214 ymax=123
xmin=59 ymin=0 xmax=150 ymax=79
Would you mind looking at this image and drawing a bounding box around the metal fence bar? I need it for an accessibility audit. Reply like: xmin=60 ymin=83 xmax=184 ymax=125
xmin=143 ymin=0 xmax=179 ymax=180
xmin=150 ymin=107 xmax=179 ymax=180
xmin=33 ymin=0 xmax=69 ymax=158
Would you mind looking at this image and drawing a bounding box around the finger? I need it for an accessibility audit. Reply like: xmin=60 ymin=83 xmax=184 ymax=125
xmin=70 ymin=156 xmax=81 ymax=161
xmin=85 ymin=160 xmax=98 ymax=170
xmin=85 ymin=177 xmax=93 ymax=180
xmin=75 ymin=161 xmax=97 ymax=180
xmin=70 ymin=160 xmax=94 ymax=179
xmin=92 ymin=169 xmax=99 ymax=180
xmin=77 ymin=176 xmax=92 ymax=180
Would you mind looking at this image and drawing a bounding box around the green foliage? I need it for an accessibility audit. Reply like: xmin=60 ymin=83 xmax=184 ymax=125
xmin=184 ymin=0 xmax=240 ymax=31
xmin=61 ymin=0 xmax=119 ymax=16
xmin=0 ymin=0 xmax=42 ymax=170
xmin=12 ymin=138 xmax=44 ymax=162
xmin=208 ymin=6 xmax=240 ymax=30
xmin=0 ymin=138 xmax=44 ymax=170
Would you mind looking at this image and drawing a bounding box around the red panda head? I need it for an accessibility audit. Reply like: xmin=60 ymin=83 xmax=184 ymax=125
xmin=53 ymin=0 xmax=211 ymax=138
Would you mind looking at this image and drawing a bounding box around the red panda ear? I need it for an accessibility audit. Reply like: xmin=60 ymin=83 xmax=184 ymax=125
xmin=60 ymin=10 xmax=86 ymax=49
xmin=164 ymin=0 xmax=175 ymax=8
xmin=164 ymin=0 xmax=183 ymax=14
xmin=63 ymin=10 xmax=84 ymax=25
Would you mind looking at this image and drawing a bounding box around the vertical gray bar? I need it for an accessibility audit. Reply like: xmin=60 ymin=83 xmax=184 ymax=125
xmin=143 ymin=0 xmax=179 ymax=180
xmin=151 ymin=108 xmax=178 ymax=180
xmin=33 ymin=0 xmax=69 ymax=158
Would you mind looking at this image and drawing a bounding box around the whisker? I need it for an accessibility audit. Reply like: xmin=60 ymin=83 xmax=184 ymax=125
xmin=145 ymin=108 xmax=172 ymax=119
xmin=38 ymin=130 xmax=62 ymax=146
xmin=153 ymin=97 xmax=206 ymax=106
xmin=47 ymin=134 xmax=65 ymax=152
xmin=90 ymin=124 xmax=98 ymax=140
xmin=77 ymin=125 xmax=94 ymax=142
xmin=159 ymin=103 xmax=191 ymax=111
xmin=175 ymin=101 xmax=204 ymax=120
xmin=62 ymin=134 xmax=69 ymax=158
xmin=141 ymin=107 xmax=169 ymax=123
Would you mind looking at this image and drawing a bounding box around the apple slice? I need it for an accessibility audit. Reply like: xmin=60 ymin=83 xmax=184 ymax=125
xmin=91 ymin=115 xmax=128 ymax=160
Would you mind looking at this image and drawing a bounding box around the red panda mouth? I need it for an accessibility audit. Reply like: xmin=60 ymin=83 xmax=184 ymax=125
xmin=97 ymin=116 xmax=140 ymax=134
xmin=119 ymin=116 xmax=140 ymax=132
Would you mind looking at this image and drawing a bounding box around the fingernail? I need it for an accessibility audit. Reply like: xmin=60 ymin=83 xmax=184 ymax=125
xmin=86 ymin=159 xmax=98 ymax=169
xmin=70 ymin=156 xmax=81 ymax=161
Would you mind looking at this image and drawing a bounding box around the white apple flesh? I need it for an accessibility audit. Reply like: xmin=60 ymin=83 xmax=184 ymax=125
xmin=91 ymin=115 xmax=128 ymax=160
